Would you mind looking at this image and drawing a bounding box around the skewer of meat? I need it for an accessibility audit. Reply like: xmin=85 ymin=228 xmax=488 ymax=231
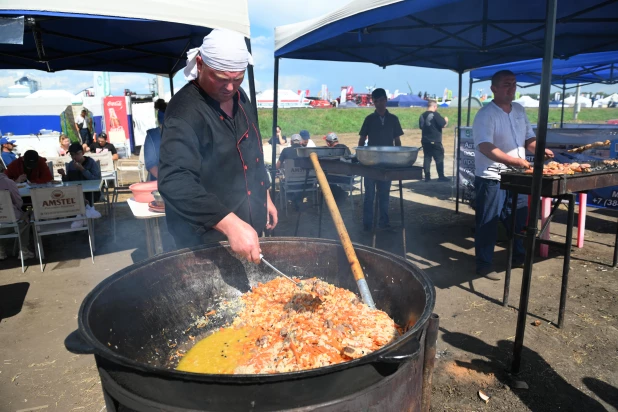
xmin=567 ymin=140 xmax=611 ymax=153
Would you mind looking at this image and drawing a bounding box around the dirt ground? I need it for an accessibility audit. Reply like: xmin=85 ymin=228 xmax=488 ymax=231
xmin=1 ymin=131 xmax=617 ymax=411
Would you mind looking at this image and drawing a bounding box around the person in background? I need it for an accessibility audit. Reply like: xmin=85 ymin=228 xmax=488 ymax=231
xmin=89 ymin=132 xmax=118 ymax=160
xmin=268 ymin=125 xmax=288 ymax=147
xmin=59 ymin=143 xmax=102 ymax=204
xmin=154 ymin=98 xmax=167 ymax=127
xmin=0 ymin=172 xmax=34 ymax=260
xmin=323 ymin=132 xmax=351 ymax=155
xmin=299 ymin=130 xmax=316 ymax=147
xmin=5 ymin=150 xmax=53 ymax=184
xmin=473 ymin=70 xmax=554 ymax=280
xmin=276 ymin=134 xmax=302 ymax=170
xmin=144 ymin=101 xmax=167 ymax=181
xmin=358 ymin=88 xmax=404 ymax=231
xmin=419 ymin=100 xmax=449 ymax=182
xmin=75 ymin=109 xmax=94 ymax=150
xmin=1 ymin=137 xmax=18 ymax=166
xmin=57 ymin=134 xmax=71 ymax=157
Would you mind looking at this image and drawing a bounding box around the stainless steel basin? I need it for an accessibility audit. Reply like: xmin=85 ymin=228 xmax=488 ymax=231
xmin=355 ymin=146 xmax=420 ymax=167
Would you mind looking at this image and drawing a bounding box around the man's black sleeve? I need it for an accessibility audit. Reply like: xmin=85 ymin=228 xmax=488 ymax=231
xmin=394 ymin=116 xmax=404 ymax=138
xmin=108 ymin=144 xmax=118 ymax=155
xmin=435 ymin=112 xmax=447 ymax=128
xmin=158 ymin=116 xmax=231 ymax=232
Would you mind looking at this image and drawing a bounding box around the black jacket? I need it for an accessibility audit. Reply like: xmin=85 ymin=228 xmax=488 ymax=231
xmin=158 ymin=82 xmax=269 ymax=247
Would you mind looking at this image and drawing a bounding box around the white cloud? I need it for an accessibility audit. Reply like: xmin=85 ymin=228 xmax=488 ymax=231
xmin=249 ymin=0 xmax=351 ymax=29
xmin=279 ymin=75 xmax=318 ymax=92
xmin=251 ymin=35 xmax=271 ymax=46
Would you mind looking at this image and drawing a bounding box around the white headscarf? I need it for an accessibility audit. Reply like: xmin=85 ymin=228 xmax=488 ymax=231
xmin=184 ymin=29 xmax=254 ymax=81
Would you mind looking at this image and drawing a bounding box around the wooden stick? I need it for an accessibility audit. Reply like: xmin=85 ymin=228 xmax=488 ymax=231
xmin=309 ymin=152 xmax=375 ymax=308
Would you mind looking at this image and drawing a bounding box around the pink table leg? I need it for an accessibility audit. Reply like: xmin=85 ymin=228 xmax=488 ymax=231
xmin=540 ymin=197 xmax=551 ymax=257
xmin=577 ymin=193 xmax=587 ymax=248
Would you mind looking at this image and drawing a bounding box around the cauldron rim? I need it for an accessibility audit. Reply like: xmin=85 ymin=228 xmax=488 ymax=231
xmin=76 ymin=237 xmax=435 ymax=383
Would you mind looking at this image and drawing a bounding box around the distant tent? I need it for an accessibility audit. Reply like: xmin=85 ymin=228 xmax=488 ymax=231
xmin=513 ymin=95 xmax=539 ymax=108
xmin=386 ymin=94 xmax=427 ymax=107
xmin=450 ymin=96 xmax=483 ymax=108
xmin=339 ymin=101 xmax=358 ymax=108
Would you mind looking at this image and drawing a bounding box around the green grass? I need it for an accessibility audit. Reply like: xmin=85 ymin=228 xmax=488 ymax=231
xmin=257 ymin=107 xmax=618 ymax=139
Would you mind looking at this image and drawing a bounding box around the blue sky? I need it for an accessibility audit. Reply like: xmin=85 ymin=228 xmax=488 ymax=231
xmin=2 ymin=0 xmax=618 ymax=99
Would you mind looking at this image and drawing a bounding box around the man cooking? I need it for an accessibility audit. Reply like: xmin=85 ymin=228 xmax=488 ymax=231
xmin=473 ymin=70 xmax=554 ymax=280
xmin=158 ymin=29 xmax=277 ymax=263
xmin=1 ymin=137 xmax=18 ymax=167
xmin=357 ymin=88 xmax=404 ymax=231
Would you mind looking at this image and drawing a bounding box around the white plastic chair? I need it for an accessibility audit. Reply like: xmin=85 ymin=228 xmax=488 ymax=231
xmin=280 ymin=159 xmax=318 ymax=216
xmin=86 ymin=152 xmax=117 ymax=208
xmin=0 ymin=190 xmax=27 ymax=272
xmin=30 ymin=185 xmax=94 ymax=272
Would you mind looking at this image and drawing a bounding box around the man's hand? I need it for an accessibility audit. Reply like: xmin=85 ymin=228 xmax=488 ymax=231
xmin=15 ymin=174 xmax=27 ymax=183
xmin=544 ymin=148 xmax=554 ymax=159
xmin=58 ymin=168 xmax=66 ymax=176
xmin=73 ymin=161 xmax=85 ymax=172
xmin=214 ymin=213 xmax=262 ymax=263
xmin=511 ymin=158 xmax=531 ymax=169
xmin=266 ymin=191 xmax=278 ymax=230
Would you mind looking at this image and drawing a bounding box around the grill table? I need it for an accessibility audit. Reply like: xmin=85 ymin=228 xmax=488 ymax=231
xmin=500 ymin=169 xmax=618 ymax=328
xmin=292 ymin=158 xmax=423 ymax=256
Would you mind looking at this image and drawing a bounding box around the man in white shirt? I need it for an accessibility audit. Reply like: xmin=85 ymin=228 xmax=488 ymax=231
xmin=473 ymin=70 xmax=553 ymax=280
xmin=74 ymin=109 xmax=94 ymax=149
xmin=299 ymin=130 xmax=316 ymax=147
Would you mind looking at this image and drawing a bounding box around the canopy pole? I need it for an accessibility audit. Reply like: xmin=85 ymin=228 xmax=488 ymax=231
xmin=270 ymin=57 xmax=280 ymax=200
xmin=466 ymin=76 xmax=473 ymax=126
xmin=169 ymin=76 xmax=174 ymax=97
xmin=455 ymin=70 xmax=463 ymax=214
xmin=511 ymin=0 xmax=557 ymax=374
xmin=246 ymin=39 xmax=258 ymax=118
xmin=560 ymin=80 xmax=566 ymax=128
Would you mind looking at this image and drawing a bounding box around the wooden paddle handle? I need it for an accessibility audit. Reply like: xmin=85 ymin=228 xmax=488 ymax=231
xmin=309 ymin=153 xmax=372 ymax=292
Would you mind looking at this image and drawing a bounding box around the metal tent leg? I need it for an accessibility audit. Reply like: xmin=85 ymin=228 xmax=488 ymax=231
xmin=557 ymin=194 xmax=576 ymax=328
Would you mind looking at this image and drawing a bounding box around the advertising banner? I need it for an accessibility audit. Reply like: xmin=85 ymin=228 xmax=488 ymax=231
xmin=457 ymin=127 xmax=476 ymax=205
xmin=104 ymin=96 xmax=129 ymax=144
xmin=0 ymin=190 xmax=16 ymax=223
xmin=31 ymin=186 xmax=84 ymax=220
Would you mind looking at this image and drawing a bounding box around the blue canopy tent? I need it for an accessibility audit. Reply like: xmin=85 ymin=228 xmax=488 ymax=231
xmin=0 ymin=1 xmax=255 ymax=100
xmin=273 ymin=0 xmax=618 ymax=374
xmin=386 ymin=94 xmax=427 ymax=107
xmin=470 ymin=51 xmax=618 ymax=127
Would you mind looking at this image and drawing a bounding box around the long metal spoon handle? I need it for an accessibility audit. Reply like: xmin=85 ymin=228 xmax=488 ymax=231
xmin=260 ymin=254 xmax=299 ymax=285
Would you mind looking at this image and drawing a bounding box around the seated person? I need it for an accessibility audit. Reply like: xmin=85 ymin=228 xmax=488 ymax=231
xmin=299 ymin=130 xmax=317 ymax=147
xmin=89 ymin=132 xmax=118 ymax=160
xmin=276 ymin=134 xmax=302 ymax=169
xmin=324 ymin=132 xmax=352 ymax=200
xmin=59 ymin=143 xmax=102 ymax=203
xmin=0 ymin=172 xmax=34 ymax=260
xmin=323 ymin=132 xmax=351 ymax=156
xmin=267 ymin=125 xmax=288 ymax=147
xmin=1 ymin=137 xmax=18 ymax=166
xmin=5 ymin=150 xmax=53 ymax=184
xmin=57 ymin=134 xmax=71 ymax=156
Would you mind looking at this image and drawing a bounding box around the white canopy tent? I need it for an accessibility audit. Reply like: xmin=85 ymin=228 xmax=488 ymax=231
xmin=4 ymin=1 xmax=250 ymax=39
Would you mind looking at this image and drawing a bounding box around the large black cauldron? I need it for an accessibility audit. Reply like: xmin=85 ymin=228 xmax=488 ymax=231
xmin=65 ymin=238 xmax=437 ymax=411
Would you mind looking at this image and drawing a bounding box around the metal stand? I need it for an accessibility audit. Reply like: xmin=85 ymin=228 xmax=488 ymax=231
xmin=294 ymin=169 xmax=311 ymax=236
xmin=145 ymin=218 xmax=163 ymax=257
xmin=614 ymin=218 xmax=618 ymax=267
xmin=504 ymin=193 xmax=576 ymax=328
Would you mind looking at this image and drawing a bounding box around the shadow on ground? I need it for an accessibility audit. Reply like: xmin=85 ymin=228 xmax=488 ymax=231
xmin=0 ymin=282 xmax=29 ymax=323
xmin=440 ymin=327 xmax=607 ymax=411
